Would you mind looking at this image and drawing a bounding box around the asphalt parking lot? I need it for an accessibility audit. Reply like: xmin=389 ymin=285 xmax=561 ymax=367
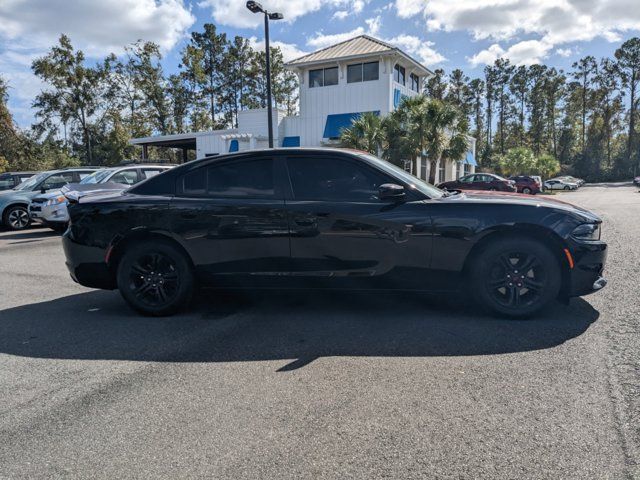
xmin=0 ymin=185 xmax=638 ymax=479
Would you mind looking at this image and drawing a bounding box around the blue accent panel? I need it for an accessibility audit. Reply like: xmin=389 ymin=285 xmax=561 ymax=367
xmin=464 ymin=151 xmax=477 ymax=166
xmin=228 ymin=139 xmax=239 ymax=152
xmin=282 ymin=136 xmax=300 ymax=147
xmin=393 ymin=89 xmax=409 ymax=109
xmin=323 ymin=111 xmax=380 ymax=139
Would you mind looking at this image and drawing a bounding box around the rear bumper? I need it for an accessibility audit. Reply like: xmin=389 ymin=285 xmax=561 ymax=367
xmin=566 ymin=240 xmax=607 ymax=297
xmin=62 ymin=233 xmax=116 ymax=290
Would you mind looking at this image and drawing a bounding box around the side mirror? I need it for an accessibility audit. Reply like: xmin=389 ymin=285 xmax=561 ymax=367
xmin=40 ymin=187 xmax=47 ymax=194
xmin=378 ymin=183 xmax=405 ymax=201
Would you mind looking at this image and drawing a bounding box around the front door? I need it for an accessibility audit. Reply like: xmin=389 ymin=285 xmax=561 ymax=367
xmin=284 ymin=153 xmax=433 ymax=290
xmin=170 ymin=155 xmax=290 ymax=286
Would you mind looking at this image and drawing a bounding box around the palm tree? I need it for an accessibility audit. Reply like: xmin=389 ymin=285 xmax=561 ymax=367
xmin=339 ymin=112 xmax=384 ymax=155
xmin=401 ymin=96 xmax=469 ymax=184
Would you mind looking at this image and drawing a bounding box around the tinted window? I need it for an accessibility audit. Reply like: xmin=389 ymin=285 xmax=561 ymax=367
xmin=180 ymin=159 xmax=275 ymax=198
xmin=142 ymin=168 xmax=164 ymax=179
xmin=347 ymin=64 xmax=363 ymax=83
xmin=110 ymin=170 xmax=139 ymax=185
xmin=287 ymin=156 xmax=391 ymax=202
xmin=459 ymin=175 xmax=474 ymax=183
xmin=41 ymin=172 xmax=74 ymax=190
xmin=363 ymin=61 xmax=379 ymax=81
xmin=324 ymin=67 xmax=338 ymax=86
xmin=309 ymin=69 xmax=323 ymax=88
xmin=410 ymin=73 xmax=419 ymax=92
xmin=394 ymin=64 xmax=405 ymax=85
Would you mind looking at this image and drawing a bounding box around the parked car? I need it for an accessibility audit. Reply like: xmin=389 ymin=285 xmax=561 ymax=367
xmin=633 ymin=176 xmax=640 ymax=187
xmin=0 ymin=171 xmax=39 ymax=191
xmin=544 ymin=179 xmax=579 ymax=191
xmin=0 ymin=168 xmax=97 ymax=230
xmin=437 ymin=173 xmax=517 ymax=192
xmin=63 ymin=148 xmax=607 ymax=318
xmin=29 ymin=164 xmax=173 ymax=231
xmin=555 ymin=176 xmax=585 ymax=187
xmin=531 ymin=175 xmax=544 ymax=191
xmin=508 ymin=175 xmax=541 ymax=194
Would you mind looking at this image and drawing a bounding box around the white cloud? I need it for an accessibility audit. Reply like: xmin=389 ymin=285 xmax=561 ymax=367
xmin=397 ymin=0 xmax=640 ymax=65
xmin=555 ymin=47 xmax=573 ymax=58
xmin=199 ymin=0 xmax=370 ymax=29
xmin=0 ymin=0 xmax=195 ymax=56
xmin=468 ymin=40 xmax=553 ymax=67
xmin=365 ymin=16 xmax=382 ymax=36
xmin=248 ymin=37 xmax=308 ymax=62
xmin=332 ymin=10 xmax=349 ymax=20
xmin=386 ymin=34 xmax=445 ymax=66
xmin=307 ymin=27 xmax=366 ymax=49
xmin=395 ymin=0 xmax=424 ymax=19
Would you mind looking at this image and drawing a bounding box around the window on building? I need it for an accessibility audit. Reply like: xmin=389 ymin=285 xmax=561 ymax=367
xmin=180 ymin=159 xmax=275 ymax=198
xmin=310 ymin=67 xmax=339 ymax=87
xmin=348 ymin=61 xmax=380 ymax=83
xmin=347 ymin=64 xmax=363 ymax=83
xmin=438 ymin=163 xmax=446 ymax=183
xmin=410 ymin=73 xmax=420 ymax=92
xmin=394 ymin=64 xmax=405 ymax=85
xmin=287 ymin=156 xmax=391 ymax=202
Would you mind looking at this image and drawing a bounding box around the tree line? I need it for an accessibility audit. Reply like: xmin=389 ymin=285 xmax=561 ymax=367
xmin=1 ymin=26 xmax=639 ymax=181
xmin=424 ymin=38 xmax=640 ymax=180
xmin=0 ymin=24 xmax=298 ymax=169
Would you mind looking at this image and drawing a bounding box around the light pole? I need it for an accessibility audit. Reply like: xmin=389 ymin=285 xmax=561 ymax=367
xmin=246 ymin=1 xmax=283 ymax=148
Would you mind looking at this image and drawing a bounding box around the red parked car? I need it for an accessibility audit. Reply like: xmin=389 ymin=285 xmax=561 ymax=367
xmin=437 ymin=173 xmax=517 ymax=192
xmin=508 ymin=175 xmax=541 ymax=194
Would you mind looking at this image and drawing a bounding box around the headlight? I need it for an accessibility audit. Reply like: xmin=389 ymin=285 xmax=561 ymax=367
xmin=44 ymin=195 xmax=67 ymax=207
xmin=571 ymin=223 xmax=601 ymax=241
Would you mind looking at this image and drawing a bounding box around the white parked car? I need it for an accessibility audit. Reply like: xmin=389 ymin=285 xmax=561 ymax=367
xmin=555 ymin=175 xmax=585 ymax=187
xmin=543 ymin=179 xmax=579 ymax=191
xmin=29 ymin=164 xmax=173 ymax=231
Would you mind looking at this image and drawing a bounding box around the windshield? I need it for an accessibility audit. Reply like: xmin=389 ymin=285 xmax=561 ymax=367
xmin=80 ymin=169 xmax=112 ymax=184
xmin=358 ymin=153 xmax=446 ymax=199
xmin=13 ymin=172 xmax=49 ymax=191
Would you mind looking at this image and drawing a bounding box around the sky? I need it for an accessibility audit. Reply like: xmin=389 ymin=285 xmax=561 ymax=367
xmin=1 ymin=0 xmax=640 ymax=128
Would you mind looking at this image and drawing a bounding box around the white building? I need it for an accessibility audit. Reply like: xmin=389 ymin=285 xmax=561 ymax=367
xmin=131 ymin=35 xmax=476 ymax=183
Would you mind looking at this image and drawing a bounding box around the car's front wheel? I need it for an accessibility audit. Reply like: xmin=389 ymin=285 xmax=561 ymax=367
xmin=470 ymin=237 xmax=561 ymax=317
xmin=522 ymin=187 xmax=532 ymax=194
xmin=3 ymin=205 xmax=30 ymax=230
xmin=564 ymin=186 xmax=571 ymax=190
xmin=117 ymin=240 xmax=194 ymax=316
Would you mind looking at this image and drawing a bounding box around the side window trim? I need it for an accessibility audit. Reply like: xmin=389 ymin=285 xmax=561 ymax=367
xmin=176 ymin=156 xmax=281 ymax=200
xmin=283 ymin=154 xmax=399 ymax=202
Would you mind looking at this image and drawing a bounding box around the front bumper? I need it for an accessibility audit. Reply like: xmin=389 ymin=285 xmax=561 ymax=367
xmin=29 ymin=202 xmax=70 ymax=224
xmin=566 ymin=239 xmax=607 ymax=297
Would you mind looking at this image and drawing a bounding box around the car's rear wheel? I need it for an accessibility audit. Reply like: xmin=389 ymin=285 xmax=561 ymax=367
xmin=3 ymin=205 xmax=30 ymax=230
xmin=117 ymin=240 xmax=194 ymax=316
xmin=564 ymin=186 xmax=570 ymax=190
xmin=470 ymin=237 xmax=561 ymax=317
xmin=522 ymin=187 xmax=532 ymax=194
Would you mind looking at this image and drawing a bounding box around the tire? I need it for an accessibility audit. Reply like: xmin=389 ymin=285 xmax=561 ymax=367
xmin=469 ymin=237 xmax=561 ymax=318
xmin=3 ymin=205 xmax=30 ymax=230
xmin=116 ymin=240 xmax=194 ymax=316
xmin=522 ymin=187 xmax=532 ymax=194
xmin=489 ymin=187 xmax=498 ymax=191
xmin=564 ymin=186 xmax=570 ymax=191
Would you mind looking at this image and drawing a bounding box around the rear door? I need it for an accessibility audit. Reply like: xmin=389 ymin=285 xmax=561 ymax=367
xmin=169 ymin=154 xmax=290 ymax=285
xmin=284 ymin=152 xmax=433 ymax=289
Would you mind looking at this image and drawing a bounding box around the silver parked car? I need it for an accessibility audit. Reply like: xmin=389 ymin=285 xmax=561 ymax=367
xmin=29 ymin=164 xmax=173 ymax=231
xmin=543 ymin=179 xmax=579 ymax=191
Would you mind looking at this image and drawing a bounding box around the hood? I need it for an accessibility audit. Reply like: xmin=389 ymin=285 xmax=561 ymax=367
xmin=437 ymin=190 xmax=601 ymax=222
xmin=64 ymin=182 xmax=128 ymax=202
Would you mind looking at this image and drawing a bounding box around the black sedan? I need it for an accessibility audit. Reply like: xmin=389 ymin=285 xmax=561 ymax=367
xmin=62 ymin=148 xmax=607 ymax=317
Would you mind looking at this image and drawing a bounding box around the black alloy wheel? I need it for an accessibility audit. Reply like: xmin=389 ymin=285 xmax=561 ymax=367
xmin=470 ymin=237 xmax=561 ymax=317
xmin=4 ymin=205 xmax=30 ymax=230
xmin=117 ymin=241 xmax=194 ymax=316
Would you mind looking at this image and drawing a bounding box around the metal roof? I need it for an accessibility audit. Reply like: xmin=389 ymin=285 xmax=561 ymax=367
xmin=285 ymin=35 xmax=433 ymax=77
